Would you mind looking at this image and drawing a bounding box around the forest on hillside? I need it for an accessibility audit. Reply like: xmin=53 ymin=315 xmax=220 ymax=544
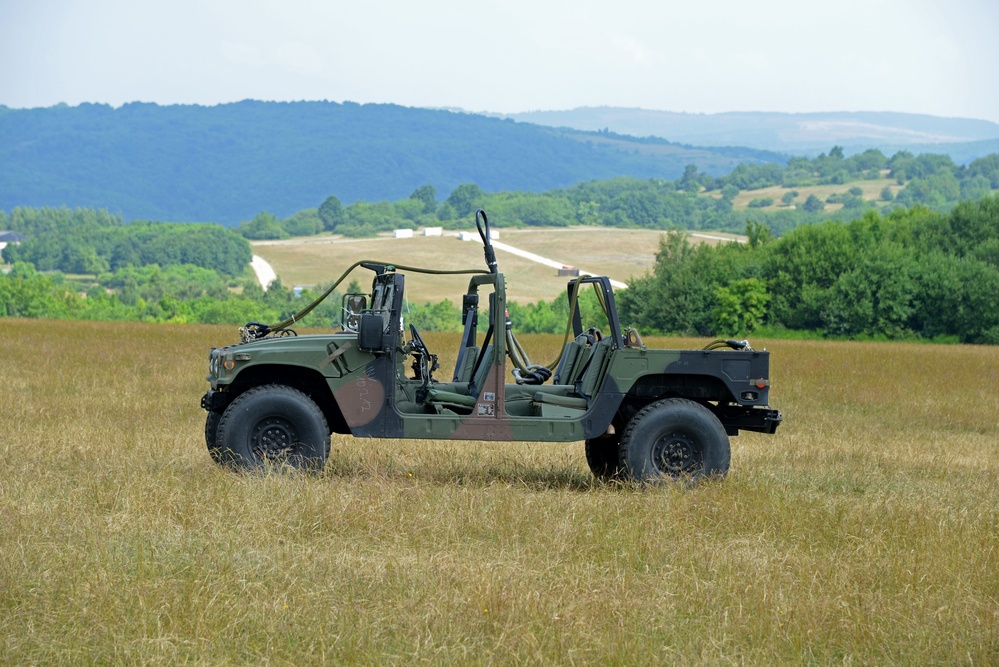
xmin=0 ymin=101 xmax=781 ymax=224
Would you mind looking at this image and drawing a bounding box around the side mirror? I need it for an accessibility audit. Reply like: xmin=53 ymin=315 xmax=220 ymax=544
xmin=342 ymin=294 xmax=367 ymax=331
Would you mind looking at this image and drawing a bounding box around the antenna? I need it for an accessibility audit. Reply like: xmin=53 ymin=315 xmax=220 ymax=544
xmin=475 ymin=209 xmax=497 ymax=274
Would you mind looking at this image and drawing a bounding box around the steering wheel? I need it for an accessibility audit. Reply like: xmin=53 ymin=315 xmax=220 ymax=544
xmin=409 ymin=323 xmax=439 ymax=385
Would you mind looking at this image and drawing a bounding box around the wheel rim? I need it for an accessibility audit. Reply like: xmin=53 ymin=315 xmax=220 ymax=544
xmin=250 ymin=416 xmax=300 ymax=461
xmin=651 ymin=431 xmax=703 ymax=476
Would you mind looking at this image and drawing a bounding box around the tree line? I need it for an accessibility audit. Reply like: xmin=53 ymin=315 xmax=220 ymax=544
xmin=236 ymin=148 xmax=999 ymax=241
xmin=0 ymin=207 xmax=261 ymax=324
xmin=1 ymin=207 xmax=251 ymax=275
xmin=0 ymin=260 xmax=468 ymax=330
xmin=3 ymin=163 xmax=999 ymax=343
xmin=617 ymin=197 xmax=999 ymax=344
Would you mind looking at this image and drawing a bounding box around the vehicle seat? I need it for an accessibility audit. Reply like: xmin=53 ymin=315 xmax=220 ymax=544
xmin=575 ymin=337 xmax=613 ymax=398
xmin=425 ymin=344 xmax=494 ymax=413
xmin=453 ymin=345 xmax=481 ymax=383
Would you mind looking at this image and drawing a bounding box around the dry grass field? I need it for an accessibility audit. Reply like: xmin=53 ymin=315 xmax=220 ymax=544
xmin=1 ymin=318 xmax=996 ymax=665
xmin=251 ymin=228 xmax=743 ymax=304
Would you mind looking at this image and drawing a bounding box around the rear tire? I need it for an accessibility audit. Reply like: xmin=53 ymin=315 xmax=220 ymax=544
xmin=585 ymin=434 xmax=621 ymax=481
xmin=619 ymin=398 xmax=730 ymax=482
xmin=215 ymin=384 xmax=330 ymax=472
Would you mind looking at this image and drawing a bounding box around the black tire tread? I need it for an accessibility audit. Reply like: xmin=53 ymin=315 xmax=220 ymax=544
xmin=205 ymin=410 xmax=224 ymax=464
xmin=215 ymin=384 xmax=330 ymax=472
xmin=619 ymin=398 xmax=730 ymax=482
xmin=585 ymin=435 xmax=621 ymax=481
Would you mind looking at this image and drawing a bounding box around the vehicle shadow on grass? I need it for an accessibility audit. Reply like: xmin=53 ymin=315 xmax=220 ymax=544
xmin=200 ymin=447 xmax=711 ymax=493
xmin=319 ymin=452 xmax=706 ymax=494
xmin=321 ymin=452 xmax=608 ymax=491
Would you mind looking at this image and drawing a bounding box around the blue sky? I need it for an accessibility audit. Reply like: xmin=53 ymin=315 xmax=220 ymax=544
xmin=2 ymin=0 xmax=997 ymax=123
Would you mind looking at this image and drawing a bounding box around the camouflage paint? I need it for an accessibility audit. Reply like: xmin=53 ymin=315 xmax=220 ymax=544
xmin=203 ymin=268 xmax=780 ymax=444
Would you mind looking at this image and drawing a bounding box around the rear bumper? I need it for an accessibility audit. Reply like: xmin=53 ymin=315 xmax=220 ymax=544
xmin=715 ymin=405 xmax=782 ymax=435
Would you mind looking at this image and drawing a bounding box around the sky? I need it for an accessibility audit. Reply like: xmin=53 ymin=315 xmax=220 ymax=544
xmin=2 ymin=0 xmax=998 ymax=123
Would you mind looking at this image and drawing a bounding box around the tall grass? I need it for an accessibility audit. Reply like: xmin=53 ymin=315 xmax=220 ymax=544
xmin=1 ymin=319 xmax=996 ymax=664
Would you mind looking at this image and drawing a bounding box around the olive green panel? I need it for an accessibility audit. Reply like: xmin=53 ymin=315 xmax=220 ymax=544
xmin=601 ymin=349 xmax=681 ymax=393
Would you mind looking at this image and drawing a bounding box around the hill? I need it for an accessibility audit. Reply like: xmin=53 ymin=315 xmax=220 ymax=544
xmin=0 ymin=101 xmax=782 ymax=225
xmin=502 ymin=107 xmax=999 ymax=157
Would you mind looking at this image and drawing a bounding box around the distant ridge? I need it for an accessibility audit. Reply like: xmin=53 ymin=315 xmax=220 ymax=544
xmin=5 ymin=101 xmax=994 ymax=225
xmin=500 ymin=107 xmax=999 ymax=155
xmin=0 ymin=101 xmax=781 ymax=224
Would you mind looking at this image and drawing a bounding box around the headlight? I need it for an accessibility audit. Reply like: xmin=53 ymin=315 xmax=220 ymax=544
xmin=208 ymin=347 xmax=239 ymax=384
xmin=208 ymin=348 xmax=220 ymax=381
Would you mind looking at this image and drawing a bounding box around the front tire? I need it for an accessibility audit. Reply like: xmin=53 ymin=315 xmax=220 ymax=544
xmin=205 ymin=410 xmax=223 ymax=464
xmin=619 ymin=398 xmax=730 ymax=482
xmin=215 ymin=384 xmax=330 ymax=472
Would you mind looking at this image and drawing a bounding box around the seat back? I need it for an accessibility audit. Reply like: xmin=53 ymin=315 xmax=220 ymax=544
xmin=453 ymin=345 xmax=481 ymax=382
xmin=469 ymin=344 xmax=494 ymax=397
xmin=576 ymin=337 xmax=613 ymax=398
xmin=553 ymin=341 xmax=589 ymax=385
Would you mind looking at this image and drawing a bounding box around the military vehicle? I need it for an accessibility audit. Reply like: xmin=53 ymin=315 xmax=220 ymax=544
xmin=201 ymin=210 xmax=781 ymax=481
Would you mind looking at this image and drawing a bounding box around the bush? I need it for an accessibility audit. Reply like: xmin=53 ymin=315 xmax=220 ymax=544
xmin=802 ymin=194 xmax=825 ymax=212
xmin=239 ymin=212 xmax=288 ymax=240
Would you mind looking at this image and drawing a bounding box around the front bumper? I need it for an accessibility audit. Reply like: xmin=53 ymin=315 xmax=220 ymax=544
xmin=201 ymin=389 xmax=228 ymax=413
